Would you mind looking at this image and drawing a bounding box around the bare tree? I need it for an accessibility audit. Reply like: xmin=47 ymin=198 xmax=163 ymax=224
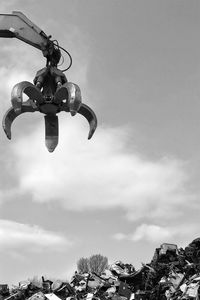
xmin=28 ymin=275 xmax=42 ymax=288
xmin=77 ymin=257 xmax=90 ymax=274
xmin=88 ymin=254 xmax=108 ymax=275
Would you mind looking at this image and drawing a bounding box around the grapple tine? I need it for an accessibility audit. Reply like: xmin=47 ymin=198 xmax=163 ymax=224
xmin=68 ymin=82 xmax=82 ymax=116
xmin=55 ymin=82 xmax=82 ymax=115
xmin=44 ymin=115 xmax=59 ymax=152
xmin=2 ymin=107 xmax=16 ymax=139
xmin=2 ymin=101 xmax=38 ymax=139
xmin=11 ymin=81 xmax=43 ymax=113
xmin=78 ymin=103 xmax=97 ymax=139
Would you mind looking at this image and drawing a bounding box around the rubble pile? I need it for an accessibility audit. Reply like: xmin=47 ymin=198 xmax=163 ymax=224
xmin=2 ymin=238 xmax=200 ymax=300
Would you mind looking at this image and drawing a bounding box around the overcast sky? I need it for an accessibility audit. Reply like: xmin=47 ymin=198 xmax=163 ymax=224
xmin=1 ymin=0 xmax=200 ymax=285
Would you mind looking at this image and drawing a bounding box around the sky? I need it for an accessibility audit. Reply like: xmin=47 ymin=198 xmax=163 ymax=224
xmin=1 ymin=0 xmax=200 ymax=286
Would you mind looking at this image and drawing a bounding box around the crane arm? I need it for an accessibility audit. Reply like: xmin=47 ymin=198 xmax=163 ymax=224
xmin=0 ymin=11 xmax=51 ymax=57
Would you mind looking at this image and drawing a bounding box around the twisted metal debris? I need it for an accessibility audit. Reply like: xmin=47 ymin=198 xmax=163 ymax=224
xmin=1 ymin=238 xmax=200 ymax=300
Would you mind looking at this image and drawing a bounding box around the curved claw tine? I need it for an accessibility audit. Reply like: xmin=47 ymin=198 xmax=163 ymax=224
xmin=44 ymin=115 xmax=59 ymax=152
xmin=55 ymin=82 xmax=82 ymax=115
xmin=11 ymin=81 xmax=43 ymax=114
xmin=3 ymin=107 xmax=18 ymax=139
xmin=2 ymin=101 xmax=38 ymax=139
xmin=78 ymin=103 xmax=97 ymax=139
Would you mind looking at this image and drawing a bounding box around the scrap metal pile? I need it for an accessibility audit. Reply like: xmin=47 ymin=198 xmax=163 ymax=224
xmin=2 ymin=238 xmax=200 ymax=300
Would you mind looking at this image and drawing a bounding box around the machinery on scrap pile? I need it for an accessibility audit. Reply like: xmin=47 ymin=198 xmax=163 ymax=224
xmin=0 ymin=11 xmax=97 ymax=152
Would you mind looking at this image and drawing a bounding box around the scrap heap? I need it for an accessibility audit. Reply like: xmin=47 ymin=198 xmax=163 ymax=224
xmin=1 ymin=238 xmax=200 ymax=300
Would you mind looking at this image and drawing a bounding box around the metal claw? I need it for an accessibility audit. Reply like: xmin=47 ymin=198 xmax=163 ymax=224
xmin=61 ymin=102 xmax=97 ymax=140
xmin=2 ymin=99 xmax=38 ymax=139
xmin=78 ymin=103 xmax=97 ymax=139
xmin=44 ymin=114 xmax=58 ymax=152
xmin=55 ymin=82 xmax=82 ymax=115
xmin=11 ymin=81 xmax=43 ymax=114
xmin=3 ymin=68 xmax=97 ymax=151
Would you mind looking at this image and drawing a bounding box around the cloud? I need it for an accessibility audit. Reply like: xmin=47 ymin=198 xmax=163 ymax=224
xmin=0 ymin=219 xmax=72 ymax=252
xmin=131 ymin=224 xmax=171 ymax=242
xmin=0 ymin=0 xmax=17 ymax=11
xmin=6 ymin=115 xmax=193 ymax=224
xmin=112 ymin=233 xmax=127 ymax=241
xmin=113 ymin=223 xmax=200 ymax=246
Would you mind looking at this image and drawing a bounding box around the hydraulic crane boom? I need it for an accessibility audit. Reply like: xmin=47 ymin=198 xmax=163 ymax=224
xmin=0 ymin=11 xmax=49 ymax=55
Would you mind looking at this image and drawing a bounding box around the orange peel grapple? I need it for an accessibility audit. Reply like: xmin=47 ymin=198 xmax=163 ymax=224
xmin=0 ymin=11 xmax=97 ymax=152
